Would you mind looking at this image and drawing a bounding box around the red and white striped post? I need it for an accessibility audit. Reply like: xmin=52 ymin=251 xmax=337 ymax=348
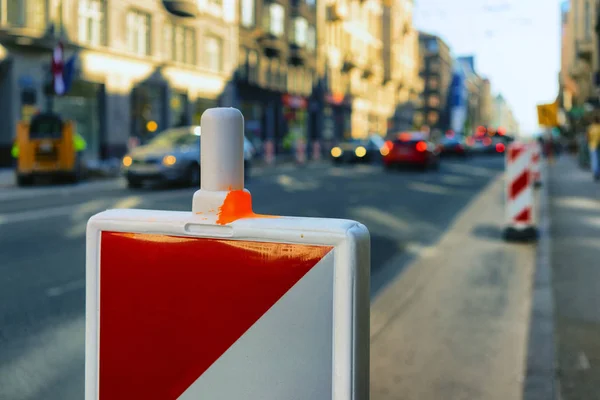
xmin=530 ymin=141 xmax=542 ymax=188
xmin=503 ymin=141 xmax=538 ymax=241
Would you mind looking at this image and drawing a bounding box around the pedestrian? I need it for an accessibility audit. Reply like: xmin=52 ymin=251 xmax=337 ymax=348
xmin=586 ymin=115 xmax=600 ymax=180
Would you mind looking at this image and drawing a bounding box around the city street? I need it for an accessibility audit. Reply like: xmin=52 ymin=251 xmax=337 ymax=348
xmin=0 ymin=156 xmax=519 ymax=399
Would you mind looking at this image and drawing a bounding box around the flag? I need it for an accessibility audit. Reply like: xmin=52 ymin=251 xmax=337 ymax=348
xmin=63 ymin=53 xmax=77 ymax=94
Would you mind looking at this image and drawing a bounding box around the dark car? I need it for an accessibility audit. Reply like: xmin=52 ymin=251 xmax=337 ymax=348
xmin=382 ymin=132 xmax=440 ymax=170
xmin=440 ymin=136 xmax=469 ymax=157
xmin=330 ymin=135 xmax=386 ymax=164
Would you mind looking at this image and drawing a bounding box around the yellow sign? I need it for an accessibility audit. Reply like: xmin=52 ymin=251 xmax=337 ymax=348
xmin=537 ymin=102 xmax=558 ymax=127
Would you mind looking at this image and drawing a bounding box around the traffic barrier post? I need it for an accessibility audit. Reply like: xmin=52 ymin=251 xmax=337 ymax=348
xmin=530 ymin=141 xmax=542 ymax=188
xmin=503 ymin=141 xmax=538 ymax=242
xmin=85 ymin=107 xmax=371 ymax=400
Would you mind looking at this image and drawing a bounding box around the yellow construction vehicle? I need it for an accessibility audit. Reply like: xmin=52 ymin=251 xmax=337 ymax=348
xmin=12 ymin=112 xmax=86 ymax=186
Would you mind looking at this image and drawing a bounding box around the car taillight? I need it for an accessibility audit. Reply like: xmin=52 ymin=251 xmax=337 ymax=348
xmin=416 ymin=141 xmax=427 ymax=152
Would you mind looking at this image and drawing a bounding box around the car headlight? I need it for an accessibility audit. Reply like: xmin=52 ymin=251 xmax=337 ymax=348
xmin=331 ymin=147 xmax=342 ymax=157
xmin=355 ymin=146 xmax=367 ymax=157
xmin=122 ymin=156 xmax=132 ymax=167
xmin=162 ymin=155 xmax=177 ymax=166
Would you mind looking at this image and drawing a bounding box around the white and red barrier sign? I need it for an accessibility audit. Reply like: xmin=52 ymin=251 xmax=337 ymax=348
xmin=86 ymin=108 xmax=370 ymax=400
xmin=530 ymin=141 xmax=542 ymax=186
xmin=503 ymin=141 xmax=537 ymax=241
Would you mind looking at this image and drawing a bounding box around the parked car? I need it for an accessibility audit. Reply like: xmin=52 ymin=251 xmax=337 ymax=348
xmin=330 ymin=135 xmax=386 ymax=164
xmin=122 ymin=126 xmax=254 ymax=188
xmin=382 ymin=132 xmax=440 ymax=170
xmin=440 ymin=136 xmax=469 ymax=157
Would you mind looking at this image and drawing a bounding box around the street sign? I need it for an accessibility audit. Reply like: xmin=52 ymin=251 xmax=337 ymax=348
xmin=537 ymin=101 xmax=558 ymax=127
xmin=86 ymin=108 xmax=370 ymax=400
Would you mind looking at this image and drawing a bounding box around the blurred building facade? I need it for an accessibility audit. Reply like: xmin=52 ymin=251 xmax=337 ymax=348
xmin=383 ymin=0 xmax=422 ymax=134
xmin=456 ymin=56 xmax=484 ymax=134
xmin=0 ymin=0 xmax=239 ymax=167
xmin=480 ymin=78 xmax=492 ymax=127
xmin=491 ymin=94 xmax=519 ymax=134
xmin=417 ymin=32 xmax=452 ymax=135
xmin=234 ymin=0 xmax=318 ymax=155
xmin=558 ymin=0 xmax=598 ymax=129
xmin=0 ymin=0 xmax=427 ymax=167
xmin=321 ymin=0 xmax=395 ymax=142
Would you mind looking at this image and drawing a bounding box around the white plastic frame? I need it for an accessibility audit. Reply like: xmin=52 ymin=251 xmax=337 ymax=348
xmin=85 ymin=211 xmax=370 ymax=400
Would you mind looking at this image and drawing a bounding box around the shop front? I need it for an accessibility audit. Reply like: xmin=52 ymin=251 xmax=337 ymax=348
xmin=325 ymin=92 xmax=352 ymax=143
xmin=53 ymin=80 xmax=105 ymax=161
xmin=239 ymin=100 xmax=264 ymax=156
xmin=193 ymin=97 xmax=219 ymax=125
xmin=131 ymin=82 xmax=168 ymax=144
xmin=282 ymin=94 xmax=308 ymax=157
xmin=170 ymin=91 xmax=189 ymax=127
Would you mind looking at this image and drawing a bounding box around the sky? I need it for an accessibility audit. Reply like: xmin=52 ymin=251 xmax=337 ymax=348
xmin=413 ymin=0 xmax=562 ymax=134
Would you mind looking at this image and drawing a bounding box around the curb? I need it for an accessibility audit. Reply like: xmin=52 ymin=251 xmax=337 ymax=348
xmin=523 ymin=161 xmax=558 ymax=400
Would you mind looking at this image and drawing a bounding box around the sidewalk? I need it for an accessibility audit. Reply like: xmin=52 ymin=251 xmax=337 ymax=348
xmin=370 ymin=172 xmax=537 ymax=399
xmin=549 ymin=156 xmax=600 ymax=400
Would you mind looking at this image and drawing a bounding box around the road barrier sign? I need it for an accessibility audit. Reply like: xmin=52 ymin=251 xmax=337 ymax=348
xmin=503 ymin=141 xmax=538 ymax=242
xmin=530 ymin=141 xmax=542 ymax=188
xmin=86 ymin=108 xmax=370 ymax=400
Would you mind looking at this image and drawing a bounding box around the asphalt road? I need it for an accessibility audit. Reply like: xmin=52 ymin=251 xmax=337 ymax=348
xmin=0 ymin=155 xmax=504 ymax=400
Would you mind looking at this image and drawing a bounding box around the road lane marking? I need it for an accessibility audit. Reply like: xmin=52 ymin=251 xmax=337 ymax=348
xmin=46 ymin=279 xmax=86 ymax=297
xmin=0 ymin=189 xmax=195 ymax=226
xmin=407 ymin=181 xmax=457 ymax=195
xmin=0 ymin=179 xmax=126 ymax=202
xmin=577 ymin=352 xmax=591 ymax=370
xmin=349 ymin=206 xmax=410 ymax=232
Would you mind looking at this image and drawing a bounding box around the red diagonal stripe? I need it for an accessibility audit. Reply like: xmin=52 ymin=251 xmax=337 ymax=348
xmin=99 ymin=232 xmax=333 ymax=400
xmin=510 ymin=170 xmax=530 ymax=199
xmin=514 ymin=207 xmax=531 ymax=223
xmin=509 ymin=145 xmax=524 ymax=162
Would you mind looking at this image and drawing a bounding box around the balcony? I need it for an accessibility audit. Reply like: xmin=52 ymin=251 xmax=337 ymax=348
xmin=342 ymin=53 xmax=357 ymax=72
xmin=289 ymin=44 xmax=308 ymax=65
xmin=162 ymin=0 xmax=199 ymax=17
xmin=326 ymin=3 xmax=348 ymax=22
xmin=577 ymin=38 xmax=594 ymax=62
xmin=257 ymin=32 xmax=285 ymax=57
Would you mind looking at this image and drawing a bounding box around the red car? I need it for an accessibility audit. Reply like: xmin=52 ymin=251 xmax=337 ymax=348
xmin=382 ymin=132 xmax=441 ymax=170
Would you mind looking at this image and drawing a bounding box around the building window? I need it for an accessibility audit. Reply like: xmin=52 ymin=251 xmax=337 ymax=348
xmin=306 ymin=25 xmax=316 ymax=52
xmin=7 ymin=0 xmax=46 ymax=28
xmin=249 ymin=50 xmax=258 ymax=82
xmin=238 ymin=48 xmax=248 ymax=80
xmin=126 ymin=10 xmax=151 ymax=56
xmin=78 ymin=0 xmax=106 ymax=46
xmin=428 ymin=95 xmax=440 ymax=108
xmin=268 ymin=4 xmax=285 ymax=37
xmin=204 ymin=35 xmax=223 ymax=72
xmin=164 ymin=23 xmax=196 ymax=65
xmin=427 ymin=39 xmax=438 ymax=53
xmin=585 ymin=1 xmax=591 ymax=38
xmin=293 ymin=17 xmax=308 ymax=46
xmin=427 ymin=111 xmax=438 ymax=124
xmin=241 ymin=0 xmax=255 ymax=27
